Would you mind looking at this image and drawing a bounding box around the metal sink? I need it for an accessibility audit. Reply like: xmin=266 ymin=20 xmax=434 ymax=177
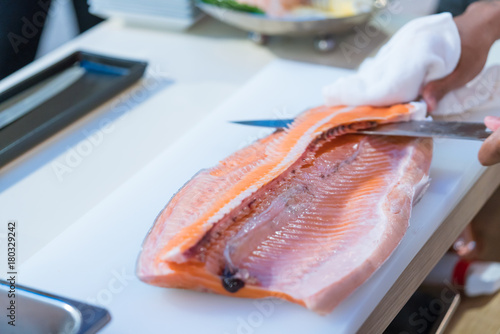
xmin=0 ymin=280 xmax=110 ymax=334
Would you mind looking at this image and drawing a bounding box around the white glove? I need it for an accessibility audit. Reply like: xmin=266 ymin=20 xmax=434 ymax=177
xmin=322 ymin=12 xmax=500 ymax=116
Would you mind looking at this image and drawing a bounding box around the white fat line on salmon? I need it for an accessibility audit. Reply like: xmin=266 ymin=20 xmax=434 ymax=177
xmin=204 ymin=108 xmax=356 ymax=228
xmin=165 ymin=105 xmax=420 ymax=261
xmin=276 ymin=106 xmax=355 ymax=169
xmin=164 ymin=107 xmax=357 ymax=260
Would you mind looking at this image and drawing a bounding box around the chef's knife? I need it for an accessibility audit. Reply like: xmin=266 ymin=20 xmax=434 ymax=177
xmin=231 ymin=119 xmax=492 ymax=141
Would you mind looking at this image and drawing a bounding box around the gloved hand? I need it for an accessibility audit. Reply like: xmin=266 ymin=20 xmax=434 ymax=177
xmin=421 ymin=1 xmax=500 ymax=166
xmin=323 ymin=2 xmax=500 ymax=165
xmin=422 ymin=1 xmax=500 ymax=112
xmin=322 ymin=12 xmax=462 ymax=109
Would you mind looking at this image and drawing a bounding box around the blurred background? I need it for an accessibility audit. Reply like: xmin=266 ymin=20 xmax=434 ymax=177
xmin=0 ymin=0 xmax=102 ymax=79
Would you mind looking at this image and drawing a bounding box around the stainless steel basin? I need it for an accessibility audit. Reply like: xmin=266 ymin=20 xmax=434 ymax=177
xmin=197 ymin=0 xmax=386 ymax=36
xmin=0 ymin=280 xmax=110 ymax=334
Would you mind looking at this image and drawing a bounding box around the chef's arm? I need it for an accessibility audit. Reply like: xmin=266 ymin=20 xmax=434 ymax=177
xmin=422 ymin=1 xmax=500 ymax=111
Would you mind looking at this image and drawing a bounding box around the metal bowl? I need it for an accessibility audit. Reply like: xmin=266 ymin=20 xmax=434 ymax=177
xmin=197 ymin=1 xmax=386 ymax=36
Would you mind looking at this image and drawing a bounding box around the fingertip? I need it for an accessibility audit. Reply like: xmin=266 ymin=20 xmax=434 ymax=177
xmin=484 ymin=116 xmax=500 ymax=131
xmin=478 ymin=129 xmax=500 ymax=166
xmin=478 ymin=150 xmax=491 ymax=166
xmin=478 ymin=140 xmax=493 ymax=166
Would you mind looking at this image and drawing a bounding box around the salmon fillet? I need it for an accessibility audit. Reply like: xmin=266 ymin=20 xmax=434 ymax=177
xmin=137 ymin=104 xmax=433 ymax=314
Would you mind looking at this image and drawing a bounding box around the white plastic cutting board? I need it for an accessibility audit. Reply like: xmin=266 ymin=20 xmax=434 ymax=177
xmin=18 ymin=58 xmax=500 ymax=334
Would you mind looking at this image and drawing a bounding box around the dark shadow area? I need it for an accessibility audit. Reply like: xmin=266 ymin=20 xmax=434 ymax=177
xmin=437 ymin=0 xmax=480 ymax=16
xmin=0 ymin=0 xmax=102 ymax=80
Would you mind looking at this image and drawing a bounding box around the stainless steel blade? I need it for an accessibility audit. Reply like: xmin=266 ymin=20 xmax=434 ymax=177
xmin=357 ymin=121 xmax=491 ymax=141
xmin=231 ymin=119 xmax=295 ymax=128
xmin=231 ymin=119 xmax=492 ymax=141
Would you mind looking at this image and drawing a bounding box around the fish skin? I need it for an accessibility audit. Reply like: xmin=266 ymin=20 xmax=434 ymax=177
xmin=137 ymin=103 xmax=432 ymax=314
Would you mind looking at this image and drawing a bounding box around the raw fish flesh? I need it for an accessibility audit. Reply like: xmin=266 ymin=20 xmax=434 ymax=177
xmin=137 ymin=103 xmax=432 ymax=314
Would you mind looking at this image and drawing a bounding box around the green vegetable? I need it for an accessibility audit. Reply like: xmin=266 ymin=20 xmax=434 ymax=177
xmin=201 ymin=0 xmax=265 ymax=14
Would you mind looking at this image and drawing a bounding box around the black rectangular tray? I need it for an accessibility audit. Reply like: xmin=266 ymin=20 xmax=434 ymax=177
xmin=0 ymin=51 xmax=147 ymax=168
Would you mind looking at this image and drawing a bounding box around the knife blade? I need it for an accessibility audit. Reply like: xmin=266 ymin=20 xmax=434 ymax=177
xmin=231 ymin=119 xmax=492 ymax=141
